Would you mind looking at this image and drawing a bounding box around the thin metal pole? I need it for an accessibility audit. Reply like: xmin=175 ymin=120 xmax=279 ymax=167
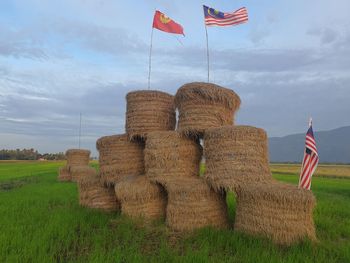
xmin=78 ymin=112 xmax=82 ymax=149
xmin=148 ymin=27 xmax=154 ymax=90
xmin=205 ymin=25 xmax=210 ymax=83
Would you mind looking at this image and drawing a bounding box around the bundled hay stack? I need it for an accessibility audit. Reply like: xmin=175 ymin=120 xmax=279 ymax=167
xmin=78 ymin=173 xmax=119 ymax=212
xmin=144 ymin=131 xmax=202 ymax=180
xmin=234 ymin=181 xmax=316 ymax=245
xmin=204 ymin=125 xmax=272 ymax=192
xmin=115 ymin=175 xmax=167 ymax=221
xmin=58 ymin=166 xmax=70 ymax=181
xmin=66 ymin=149 xmax=90 ymax=168
xmin=96 ymin=134 xmax=144 ymax=186
xmin=70 ymin=166 xmax=96 ymax=182
xmin=125 ymin=90 xmax=176 ymax=140
xmin=156 ymin=177 xmax=228 ymax=232
xmin=175 ymin=82 xmax=241 ymax=137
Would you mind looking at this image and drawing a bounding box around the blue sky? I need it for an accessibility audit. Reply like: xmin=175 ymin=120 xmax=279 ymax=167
xmin=0 ymin=0 xmax=349 ymax=156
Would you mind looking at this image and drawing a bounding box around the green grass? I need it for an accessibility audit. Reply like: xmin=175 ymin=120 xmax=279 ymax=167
xmin=0 ymin=161 xmax=350 ymax=262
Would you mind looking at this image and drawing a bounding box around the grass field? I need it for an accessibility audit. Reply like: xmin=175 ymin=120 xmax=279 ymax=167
xmin=0 ymin=161 xmax=349 ymax=262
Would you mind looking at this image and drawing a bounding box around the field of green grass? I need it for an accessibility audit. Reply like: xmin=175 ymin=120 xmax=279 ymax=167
xmin=0 ymin=161 xmax=349 ymax=262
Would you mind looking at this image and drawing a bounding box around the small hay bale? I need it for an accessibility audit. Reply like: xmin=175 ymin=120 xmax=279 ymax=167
xmin=58 ymin=166 xmax=71 ymax=181
xmin=115 ymin=176 xmax=167 ymax=221
xmin=70 ymin=166 xmax=96 ymax=182
xmin=155 ymin=177 xmax=229 ymax=232
xmin=234 ymin=181 xmax=317 ymax=245
xmin=125 ymin=90 xmax=176 ymax=140
xmin=96 ymin=134 xmax=144 ymax=186
xmin=144 ymin=131 xmax=202 ymax=180
xmin=175 ymin=82 xmax=241 ymax=137
xmin=66 ymin=149 xmax=90 ymax=168
xmin=78 ymin=174 xmax=119 ymax=211
xmin=204 ymin=125 xmax=272 ymax=192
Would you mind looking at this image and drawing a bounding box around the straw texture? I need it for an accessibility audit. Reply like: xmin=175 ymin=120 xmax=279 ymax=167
xmin=96 ymin=134 xmax=144 ymax=186
xmin=78 ymin=174 xmax=120 ymax=212
xmin=154 ymin=177 xmax=229 ymax=232
xmin=144 ymin=131 xmax=202 ymax=180
xmin=204 ymin=125 xmax=272 ymax=192
xmin=58 ymin=166 xmax=71 ymax=181
xmin=66 ymin=149 xmax=90 ymax=168
xmin=234 ymin=181 xmax=316 ymax=245
xmin=70 ymin=166 xmax=96 ymax=182
xmin=115 ymin=176 xmax=167 ymax=221
xmin=125 ymin=90 xmax=176 ymax=140
xmin=175 ymin=82 xmax=241 ymax=137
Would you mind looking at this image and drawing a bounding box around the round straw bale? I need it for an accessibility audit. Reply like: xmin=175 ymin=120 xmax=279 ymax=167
xmin=155 ymin=177 xmax=229 ymax=232
xmin=175 ymin=82 xmax=241 ymax=137
xmin=114 ymin=175 xmax=167 ymax=221
xmin=234 ymin=181 xmax=316 ymax=245
xmin=144 ymin=131 xmax=202 ymax=180
xmin=66 ymin=149 xmax=90 ymax=167
xmin=96 ymin=134 xmax=144 ymax=185
xmin=70 ymin=166 xmax=96 ymax=182
xmin=58 ymin=166 xmax=71 ymax=181
xmin=78 ymin=174 xmax=119 ymax=212
xmin=125 ymin=90 xmax=176 ymax=140
xmin=204 ymin=125 xmax=272 ymax=192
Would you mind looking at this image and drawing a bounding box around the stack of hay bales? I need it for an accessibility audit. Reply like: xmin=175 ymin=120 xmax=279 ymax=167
xmin=58 ymin=149 xmax=91 ymax=182
xmin=126 ymin=90 xmax=176 ymax=140
xmin=78 ymin=173 xmax=119 ymax=212
xmin=175 ymin=82 xmax=241 ymax=137
xmin=204 ymin=125 xmax=272 ymax=192
xmin=96 ymin=134 xmax=144 ymax=186
xmin=234 ymin=181 xmax=316 ymax=245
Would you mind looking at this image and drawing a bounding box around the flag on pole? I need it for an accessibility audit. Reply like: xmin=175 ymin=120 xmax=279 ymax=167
xmin=203 ymin=5 xmax=248 ymax=27
xmin=152 ymin=10 xmax=184 ymax=35
xmin=299 ymin=120 xmax=319 ymax=190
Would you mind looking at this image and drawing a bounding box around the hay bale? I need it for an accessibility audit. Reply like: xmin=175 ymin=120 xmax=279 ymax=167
xmin=234 ymin=181 xmax=317 ymax=245
xmin=204 ymin=125 xmax=272 ymax=192
xmin=78 ymin=174 xmax=119 ymax=211
xmin=155 ymin=177 xmax=229 ymax=232
xmin=66 ymin=149 xmax=90 ymax=168
xmin=114 ymin=176 xmax=166 ymax=221
xmin=70 ymin=166 xmax=96 ymax=182
xmin=96 ymin=134 xmax=144 ymax=186
xmin=58 ymin=166 xmax=71 ymax=181
xmin=125 ymin=90 xmax=176 ymax=140
xmin=144 ymin=131 xmax=202 ymax=180
xmin=175 ymin=82 xmax=241 ymax=137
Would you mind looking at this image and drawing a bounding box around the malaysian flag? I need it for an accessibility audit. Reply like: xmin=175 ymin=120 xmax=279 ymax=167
xmin=203 ymin=5 xmax=248 ymax=27
xmin=299 ymin=121 xmax=319 ymax=190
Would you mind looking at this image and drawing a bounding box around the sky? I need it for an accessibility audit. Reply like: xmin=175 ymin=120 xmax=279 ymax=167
xmin=0 ymin=0 xmax=349 ymax=156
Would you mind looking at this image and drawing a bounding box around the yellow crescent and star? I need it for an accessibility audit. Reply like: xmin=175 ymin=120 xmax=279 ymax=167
xmin=160 ymin=14 xmax=171 ymax=24
xmin=208 ymin=8 xmax=220 ymax=17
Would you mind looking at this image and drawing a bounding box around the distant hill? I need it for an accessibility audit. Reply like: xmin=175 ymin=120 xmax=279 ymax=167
xmin=269 ymin=126 xmax=350 ymax=164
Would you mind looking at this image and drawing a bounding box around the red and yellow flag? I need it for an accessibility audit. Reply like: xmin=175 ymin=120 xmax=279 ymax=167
xmin=152 ymin=10 xmax=184 ymax=35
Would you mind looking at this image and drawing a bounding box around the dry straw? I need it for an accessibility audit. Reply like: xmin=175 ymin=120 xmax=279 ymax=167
xmin=66 ymin=149 xmax=90 ymax=168
xmin=204 ymin=125 xmax=272 ymax=192
xmin=96 ymin=134 xmax=144 ymax=186
xmin=78 ymin=173 xmax=120 ymax=212
xmin=155 ymin=177 xmax=229 ymax=232
xmin=234 ymin=181 xmax=316 ymax=245
xmin=175 ymin=82 xmax=241 ymax=137
xmin=125 ymin=90 xmax=176 ymax=140
xmin=115 ymin=175 xmax=167 ymax=221
xmin=144 ymin=131 xmax=202 ymax=180
xmin=70 ymin=166 xmax=97 ymax=182
xmin=58 ymin=166 xmax=71 ymax=181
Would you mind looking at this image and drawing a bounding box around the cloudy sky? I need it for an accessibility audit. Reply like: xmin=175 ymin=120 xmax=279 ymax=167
xmin=0 ymin=0 xmax=349 ymax=156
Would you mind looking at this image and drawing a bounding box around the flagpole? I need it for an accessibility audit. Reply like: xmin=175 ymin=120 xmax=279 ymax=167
xmin=204 ymin=25 xmax=210 ymax=83
xmin=148 ymin=27 xmax=154 ymax=90
xmin=78 ymin=112 xmax=82 ymax=149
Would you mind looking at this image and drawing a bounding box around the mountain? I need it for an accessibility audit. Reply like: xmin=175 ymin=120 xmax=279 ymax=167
xmin=269 ymin=126 xmax=350 ymax=164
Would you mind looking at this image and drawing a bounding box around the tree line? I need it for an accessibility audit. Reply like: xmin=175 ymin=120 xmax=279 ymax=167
xmin=0 ymin=149 xmax=66 ymax=160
